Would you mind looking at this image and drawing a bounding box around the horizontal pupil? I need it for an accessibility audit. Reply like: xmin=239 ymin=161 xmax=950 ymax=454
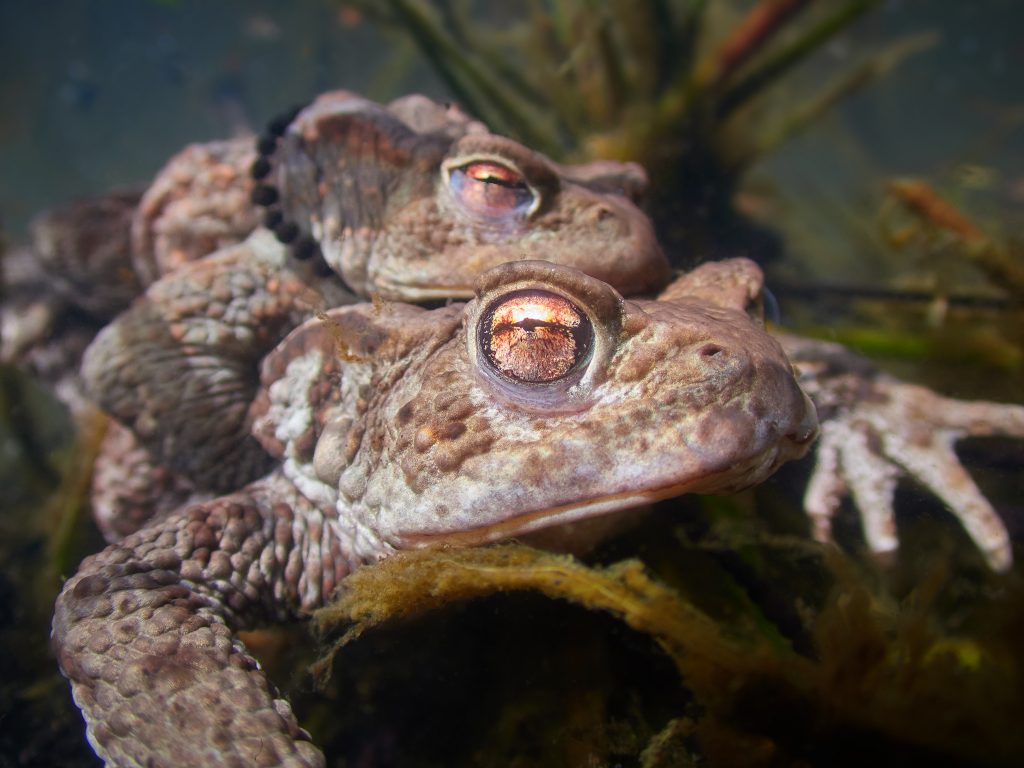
xmin=472 ymin=173 xmax=523 ymax=188
xmin=479 ymin=290 xmax=594 ymax=386
xmin=494 ymin=319 xmax=567 ymax=333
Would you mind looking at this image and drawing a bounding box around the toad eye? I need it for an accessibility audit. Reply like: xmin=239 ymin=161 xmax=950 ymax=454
xmin=448 ymin=160 xmax=537 ymax=220
xmin=479 ymin=290 xmax=593 ymax=383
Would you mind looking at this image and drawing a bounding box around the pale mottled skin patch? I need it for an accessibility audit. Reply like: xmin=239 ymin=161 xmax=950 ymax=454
xmin=54 ymin=260 xmax=816 ymax=767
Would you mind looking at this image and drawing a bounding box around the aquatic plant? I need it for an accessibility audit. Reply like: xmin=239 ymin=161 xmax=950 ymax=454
xmin=314 ymin=542 xmax=1024 ymax=765
xmin=882 ymin=178 xmax=1024 ymax=301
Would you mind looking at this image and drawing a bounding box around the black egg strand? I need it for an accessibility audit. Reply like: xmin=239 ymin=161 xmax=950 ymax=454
xmin=250 ymin=104 xmax=329 ymax=273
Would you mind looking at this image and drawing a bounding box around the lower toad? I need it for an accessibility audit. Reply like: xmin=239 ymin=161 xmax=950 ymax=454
xmin=53 ymin=260 xmax=816 ymax=767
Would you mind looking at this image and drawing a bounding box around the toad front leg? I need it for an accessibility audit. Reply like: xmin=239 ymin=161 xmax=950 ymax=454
xmin=777 ymin=332 xmax=1023 ymax=570
xmin=52 ymin=472 xmax=341 ymax=768
xmin=83 ymin=230 xmax=352 ymax=493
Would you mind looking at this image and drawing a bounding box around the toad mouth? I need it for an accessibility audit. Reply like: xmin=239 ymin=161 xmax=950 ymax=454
xmin=394 ymin=451 xmax=776 ymax=549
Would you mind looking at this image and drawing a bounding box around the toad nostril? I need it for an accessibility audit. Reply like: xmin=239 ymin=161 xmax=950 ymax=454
xmin=699 ymin=343 xmax=724 ymax=358
xmin=788 ymin=395 xmax=819 ymax=445
xmin=592 ymin=205 xmax=616 ymax=224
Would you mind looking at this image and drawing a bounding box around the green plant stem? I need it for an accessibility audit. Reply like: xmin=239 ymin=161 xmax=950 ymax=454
xmin=668 ymin=0 xmax=710 ymax=84
xmin=709 ymin=0 xmax=813 ymax=87
xmin=389 ymin=0 xmax=563 ymax=154
xmin=716 ymin=0 xmax=882 ymax=120
xmin=590 ymin=5 xmax=629 ymax=123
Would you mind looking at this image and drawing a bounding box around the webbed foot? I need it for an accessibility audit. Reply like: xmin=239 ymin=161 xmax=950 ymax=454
xmin=776 ymin=332 xmax=1022 ymax=570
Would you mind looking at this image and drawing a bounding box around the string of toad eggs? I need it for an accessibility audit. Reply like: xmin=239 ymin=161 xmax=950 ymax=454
xmin=248 ymin=104 xmax=337 ymax=279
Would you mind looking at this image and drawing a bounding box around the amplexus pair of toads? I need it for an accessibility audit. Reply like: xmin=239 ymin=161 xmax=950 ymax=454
xmin=41 ymin=91 xmax=1021 ymax=767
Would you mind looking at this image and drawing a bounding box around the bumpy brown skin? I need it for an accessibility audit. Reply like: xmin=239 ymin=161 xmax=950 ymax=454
xmin=90 ymin=421 xmax=205 ymax=541
xmin=85 ymin=91 xmax=669 ymax=501
xmin=131 ymin=138 xmax=263 ymax=287
xmin=53 ymin=477 xmax=329 ymax=768
xmin=54 ymin=261 xmax=816 ymax=767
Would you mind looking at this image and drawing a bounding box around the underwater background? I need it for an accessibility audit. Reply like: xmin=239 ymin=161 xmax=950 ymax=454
xmin=1 ymin=1 xmax=1023 ymax=766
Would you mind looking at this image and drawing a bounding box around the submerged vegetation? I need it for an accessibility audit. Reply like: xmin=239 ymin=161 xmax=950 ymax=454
xmin=0 ymin=366 xmax=105 ymax=765
xmin=310 ymin=538 xmax=1024 ymax=766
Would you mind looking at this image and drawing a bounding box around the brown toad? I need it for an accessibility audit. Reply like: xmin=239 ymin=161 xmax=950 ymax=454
xmin=53 ymin=259 xmax=816 ymax=767
xmin=1 ymin=190 xmax=142 ymax=413
xmin=129 ymin=89 xmax=663 ymax=298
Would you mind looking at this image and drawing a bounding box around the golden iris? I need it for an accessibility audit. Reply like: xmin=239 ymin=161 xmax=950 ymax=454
xmin=480 ymin=290 xmax=592 ymax=383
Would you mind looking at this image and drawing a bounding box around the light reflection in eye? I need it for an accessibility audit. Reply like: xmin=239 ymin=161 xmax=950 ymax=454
xmin=449 ymin=160 xmax=536 ymax=221
xmin=480 ymin=290 xmax=592 ymax=383
xmin=502 ymin=301 xmax=563 ymax=325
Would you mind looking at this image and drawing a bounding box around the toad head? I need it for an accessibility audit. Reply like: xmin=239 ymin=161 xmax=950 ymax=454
xmin=252 ymin=259 xmax=817 ymax=553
